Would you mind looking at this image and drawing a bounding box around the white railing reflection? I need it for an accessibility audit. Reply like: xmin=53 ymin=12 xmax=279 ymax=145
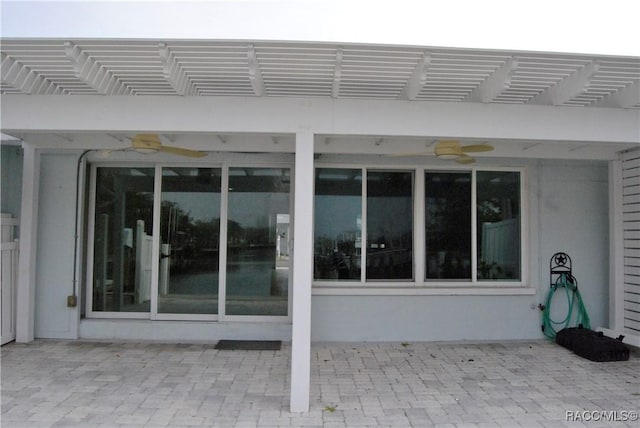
xmin=1 ymin=213 xmax=19 ymax=345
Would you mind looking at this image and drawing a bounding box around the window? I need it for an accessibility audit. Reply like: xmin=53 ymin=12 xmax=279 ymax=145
xmin=314 ymin=167 xmax=522 ymax=286
xmin=314 ymin=169 xmax=362 ymax=281
xmin=366 ymin=171 xmax=413 ymax=280
xmin=476 ymin=171 xmax=521 ymax=281
xmin=314 ymin=168 xmax=414 ymax=282
xmin=425 ymin=172 xmax=471 ymax=280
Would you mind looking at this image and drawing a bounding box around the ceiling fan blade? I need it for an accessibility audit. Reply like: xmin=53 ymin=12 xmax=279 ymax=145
xmin=131 ymin=133 xmax=206 ymax=157
xmin=455 ymin=154 xmax=476 ymax=164
xmin=157 ymin=144 xmax=207 ymax=158
xmin=131 ymin=133 xmax=162 ymax=151
xmin=460 ymin=144 xmax=494 ymax=153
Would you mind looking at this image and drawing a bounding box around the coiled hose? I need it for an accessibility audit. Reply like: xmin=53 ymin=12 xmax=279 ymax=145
xmin=541 ymin=273 xmax=590 ymax=339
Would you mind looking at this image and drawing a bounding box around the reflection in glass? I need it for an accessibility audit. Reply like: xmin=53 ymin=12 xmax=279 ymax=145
xmin=93 ymin=167 xmax=155 ymax=312
xmin=477 ymin=171 xmax=521 ymax=280
xmin=314 ymin=168 xmax=362 ymax=280
xmin=366 ymin=171 xmax=413 ymax=280
xmin=425 ymin=172 xmax=472 ymax=280
xmin=226 ymin=168 xmax=290 ymax=316
xmin=159 ymin=168 xmax=221 ymax=315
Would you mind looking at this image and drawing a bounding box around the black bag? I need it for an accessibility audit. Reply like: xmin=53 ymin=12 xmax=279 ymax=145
xmin=556 ymin=326 xmax=630 ymax=362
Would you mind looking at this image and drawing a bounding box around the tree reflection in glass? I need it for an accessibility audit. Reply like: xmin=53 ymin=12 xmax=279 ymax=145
xmin=314 ymin=168 xmax=362 ymax=281
xmin=226 ymin=168 xmax=290 ymax=316
xmin=366 ymin=171 xmax=413 ymax=281
xmin=425 ymin=172 xmax=472 ymax=280
xmin=158 ymin=168 xmax=221 ymax=315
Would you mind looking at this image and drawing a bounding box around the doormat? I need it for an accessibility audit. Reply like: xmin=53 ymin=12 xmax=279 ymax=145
xmin=214 ymin=340 xmax=281 ymax=351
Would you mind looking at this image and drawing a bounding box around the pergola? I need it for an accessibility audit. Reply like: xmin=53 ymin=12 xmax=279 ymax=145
xmin=1 ymin=39 xmax=639 ymax=412
xmin=1 ymin=39 xmax=638 ymax=105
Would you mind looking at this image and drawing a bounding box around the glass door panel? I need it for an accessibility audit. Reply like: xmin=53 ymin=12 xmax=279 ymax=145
xmin=159 ymin=168 xmax=221 ymax=314
xmin=92 ymin=167 xmax=155 ymax=313
xmin=226 ymin=168 xmax=290 ymax=316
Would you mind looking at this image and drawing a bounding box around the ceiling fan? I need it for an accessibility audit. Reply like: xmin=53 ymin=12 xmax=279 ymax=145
xmin=129 ymin=133 xmax=207 ymax=158
xmin=393 ymin=140 xmax=494 ymax=164
xmin=434 ymin=140 xmax=494 ymax=164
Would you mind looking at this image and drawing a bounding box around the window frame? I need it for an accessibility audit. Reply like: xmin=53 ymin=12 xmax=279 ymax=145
xmin=85 ymin=156 xmax=295 ymax=322
xmin=313 ymin=167 xmax=364 ymax=282
xmin=313 ymin=166 xmax=418 ymax=286
xmin=424 ymin=169 xmax=473 ymax=282
xmin=154 ymin=165 xmax=223 ymax=322
xmin=365 ymin=169 xmax=416 ymax=282
xmin=86 ymin=162 xmax=159 ymax=319
xmin=312 ymin=163 xmax=528 ymax=291
xmin=474 ymin=168 xmax=525 ymax=284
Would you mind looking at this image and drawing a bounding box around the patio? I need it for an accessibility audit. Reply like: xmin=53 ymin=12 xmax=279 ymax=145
xmin=1 ymin=340 xmax=638 ymax=427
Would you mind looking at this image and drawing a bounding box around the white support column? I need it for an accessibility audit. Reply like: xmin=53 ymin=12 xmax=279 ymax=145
xmin=15 ymin=143 xmax=40 ymax=343
xmin=290 ymin=131 xmax=314 ymax=413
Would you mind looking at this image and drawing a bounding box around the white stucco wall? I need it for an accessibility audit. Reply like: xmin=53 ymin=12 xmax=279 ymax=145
xmin=34 ymin=153 xmax=79 ymax=339
xmin=310 ymin=159 xmax=610 ymax=342
xmin=30 ymin=154 xmax=609 ymax=342
xmin=537 ymin=160 xmax=609 ymax=329
xmin=79 ymin=319 xmax=292 ymax=342
xmin=311 ymin=295 xmax=539 ymax=341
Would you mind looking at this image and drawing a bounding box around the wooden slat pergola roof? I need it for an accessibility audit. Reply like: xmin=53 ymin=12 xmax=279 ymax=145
xmin=1 ymin=39 xmax=638 ymax=109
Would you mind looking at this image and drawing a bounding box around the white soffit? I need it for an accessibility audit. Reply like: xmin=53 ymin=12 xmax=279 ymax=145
xmin=1 ymin=39 xmax=638 ymax=109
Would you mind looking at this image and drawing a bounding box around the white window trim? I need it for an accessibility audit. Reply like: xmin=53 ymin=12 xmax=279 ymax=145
xmin=312 ymin=286 xmax=536 ymax=296
xmin=312 ymin=163 xmax=530 ymax=294
xmin=150 ymin=164 xmax=162 ymax=320
xmin=85 ymin=162 xmax=159 ymax=319
xmin=218 ymin=164 xmax=229 ymax=319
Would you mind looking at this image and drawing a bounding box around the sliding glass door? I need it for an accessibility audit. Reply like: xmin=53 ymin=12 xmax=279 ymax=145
xmin=226 ymin=168 xmax=291 ymax=316
xmin=92 ymin=167 xmax=155 ymax=313
xmin=158 ymin=168 xmax=221 ymax=315
xmin=90 ymin=164 xmax=291 ymax=320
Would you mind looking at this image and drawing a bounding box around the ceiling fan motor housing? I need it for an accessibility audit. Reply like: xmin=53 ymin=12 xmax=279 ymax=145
xmin=132 ymin=134 xmax=163 ymax=151
xmin=435 ymin=140 xmax=463 ymax=159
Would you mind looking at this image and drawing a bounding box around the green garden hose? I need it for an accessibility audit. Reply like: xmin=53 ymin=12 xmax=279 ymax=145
xmin=542 ymin=273 xmax=590 ymax=339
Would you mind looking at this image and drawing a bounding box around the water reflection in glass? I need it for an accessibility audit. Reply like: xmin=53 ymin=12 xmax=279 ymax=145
xmin=226 ymin=168 xmax=290 ymax=316
xmin=366 ymin=171 xmax=413 ymax=280
xmin=159 ymin=168 xmax=221 ymax=314
xmin=314 ymin=168 xmax=362 ymax=281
